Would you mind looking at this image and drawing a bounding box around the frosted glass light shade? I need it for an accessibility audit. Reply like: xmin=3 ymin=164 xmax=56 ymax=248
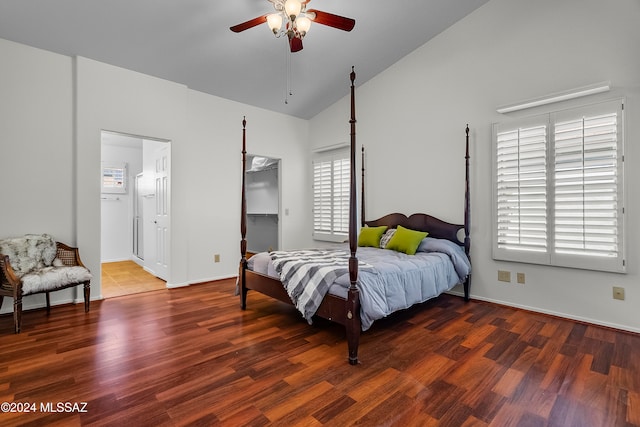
xmin=296 ymin=16 xmax=311 ymax=34
xmin=267 ymin=13 xmax=283 ymax=34
xmin=284 ymin=0 xmax=302 ymax=18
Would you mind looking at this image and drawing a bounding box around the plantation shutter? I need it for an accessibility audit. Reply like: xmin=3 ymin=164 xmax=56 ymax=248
xmin=313 ymin=147 xmax=350 ymax=241
xmin=313 ymin=159 xmax=332 ymax=234
xmin=552 ymin=100 xmax=624 ymax=271
xmin=494 ymin=118 xmax=549 ymax=264
xmin=332 ymin=157 xmax=350 ymax=235
xmin=493 ymin=99 xmax=625 ymax=272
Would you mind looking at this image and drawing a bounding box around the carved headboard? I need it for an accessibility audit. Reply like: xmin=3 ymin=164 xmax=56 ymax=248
xmin=365 ymin=212 xmax=465 ymax=246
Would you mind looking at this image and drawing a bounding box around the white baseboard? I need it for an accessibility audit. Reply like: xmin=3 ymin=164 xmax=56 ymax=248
xmin=451 ymin=292 xmax=640 ymax=335
xmin=1 ymin=296 xmax=78 ymax=315
xmin=142 ymin=266 xmax=157 ymax=276
xmin=166 ymin=281 xmax=189 ymax=289
xmin=101 ymin=257 xmax=131 ymax=263
xmin=167 ymin=274 xmax=237 ymax=289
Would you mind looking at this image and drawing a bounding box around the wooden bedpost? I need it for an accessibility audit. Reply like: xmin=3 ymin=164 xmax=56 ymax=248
xmin=361 ymin=145 xmax=365 ymax=227
xmin=347 ymin=67 xmax=361 ymax=365
xmin=240 ymin=116 xmax=248 ymax=309
xmin=463 ymin=124 xmax=471 ymax=301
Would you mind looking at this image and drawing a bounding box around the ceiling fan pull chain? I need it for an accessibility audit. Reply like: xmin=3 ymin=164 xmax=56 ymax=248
xmin=289 ymin=47 xmax=293 ymax=97
xmin=285 ymin=40 xmax=292 ymax=104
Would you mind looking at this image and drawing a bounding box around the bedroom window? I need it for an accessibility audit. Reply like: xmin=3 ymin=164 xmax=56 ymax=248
xmin=492 ymin=99 xmax=625 ymax=273
xmin=312 ymin=146 xmax=350 ymax=242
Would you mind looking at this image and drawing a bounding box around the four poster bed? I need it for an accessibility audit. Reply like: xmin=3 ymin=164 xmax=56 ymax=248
xmin=239 ymin=68 xmax=471 ymax=365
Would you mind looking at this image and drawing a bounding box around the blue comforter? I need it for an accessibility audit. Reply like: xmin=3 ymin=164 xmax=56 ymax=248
xmin=353 ymin=238 xmax=470 ymax=330
xmin=248 ymin=237 xmax=471 ymax=331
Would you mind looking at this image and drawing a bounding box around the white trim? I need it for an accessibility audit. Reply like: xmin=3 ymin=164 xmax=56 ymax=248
xmin=166 ymin=281 xmax=189 ymax=289
xmin=313 ymin=142 xmax=349 ymax=153
xmin=496 ymin=82 xmax=610 ymax=113
xmin=492 ymin=99 xmax=625 ymax=272
xmin=101 ymin=257 xmax=131 ymax=263
xmin=467 ymin=294 xmax=640 ymax=334
xmin=166 ymin=274 xmax=239 ymax=288
xmin=143 ymin=266 xmax=156 ymax=276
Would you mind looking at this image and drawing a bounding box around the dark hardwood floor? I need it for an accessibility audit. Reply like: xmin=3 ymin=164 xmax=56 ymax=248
xmin=1 ymin=279 xmax=638 ymax=426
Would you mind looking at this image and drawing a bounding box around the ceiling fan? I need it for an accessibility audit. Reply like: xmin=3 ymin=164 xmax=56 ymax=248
xmin=230 ymin=0 xmax=355 ymax=53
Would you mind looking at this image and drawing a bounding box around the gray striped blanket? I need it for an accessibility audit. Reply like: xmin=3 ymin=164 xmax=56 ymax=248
xmin=270 ymin=249 xmax=371 ymax=323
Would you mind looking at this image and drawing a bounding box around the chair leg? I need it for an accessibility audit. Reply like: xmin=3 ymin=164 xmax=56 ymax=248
xmin=13 ymin=296 xmax=22 ymax=333
xmin=84 ymin=282 xmax=90 ymax=312
xmin=46 ymin=292 xmax=51 ymax=314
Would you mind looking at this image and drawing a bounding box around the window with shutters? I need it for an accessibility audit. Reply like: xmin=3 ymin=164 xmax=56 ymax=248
xmin=313 ymin=147 xmax=350 ymax=242
xmin=492 ymin=99 xmax=625 ymax=273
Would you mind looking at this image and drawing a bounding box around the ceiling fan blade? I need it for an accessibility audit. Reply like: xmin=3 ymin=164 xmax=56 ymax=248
xmin=307 ymin=9 xmax=355 ymax=32
xmin=230 ymin=14 xmax=268 ymax=33
xmin=289 ymin=36 xmax=303 ymax=52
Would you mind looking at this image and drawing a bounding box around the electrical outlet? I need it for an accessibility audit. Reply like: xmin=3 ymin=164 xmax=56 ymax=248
xmin=517 ymin=272 xmax=525 ymax=284
xmin=214 ymin=254 xmax=220 ymax=263
xmin=498 ymin=270 xmax=511 ymax=282
xmin=613 ymin=286 xmax=625 ymax=300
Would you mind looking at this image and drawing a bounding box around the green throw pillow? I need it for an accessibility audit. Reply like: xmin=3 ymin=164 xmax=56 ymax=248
xmin=386 ymin=225 xmax=428 ymax=255
xmin=357 ymin=226 xmax=388 ymax=248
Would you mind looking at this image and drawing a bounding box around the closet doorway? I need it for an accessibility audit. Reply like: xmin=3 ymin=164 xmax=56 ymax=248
xmin=245 ymin=154 xmax=280 ymax=253
xmin=100 ymin=131 xmax=171 ymax=298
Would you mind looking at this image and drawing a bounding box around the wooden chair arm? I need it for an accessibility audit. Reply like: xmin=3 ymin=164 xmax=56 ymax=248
xmin=0 ymin=253 xmax=21 ymax=291
xmin=55 ymin=242 xmax=88 ymax=269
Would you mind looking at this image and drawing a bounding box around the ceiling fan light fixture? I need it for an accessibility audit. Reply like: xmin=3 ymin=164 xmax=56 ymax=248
xmin=284 ymin=0 xmax=302 ymax=19
xmin=231 ymin=0 xmax=355 ymax=53
xmin=267 ymin=13 xmax=283 ymax=34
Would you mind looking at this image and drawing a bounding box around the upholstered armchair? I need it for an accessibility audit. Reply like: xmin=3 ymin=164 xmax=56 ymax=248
xmin=0 ymin=234 xmax=92 ymax=333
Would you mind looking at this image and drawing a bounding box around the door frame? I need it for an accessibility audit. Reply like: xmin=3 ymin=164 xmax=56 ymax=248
xmin=100 ymin=130 xmax=171 ymax=284
xmin=245 ymin=153 xmax=281 ymax=253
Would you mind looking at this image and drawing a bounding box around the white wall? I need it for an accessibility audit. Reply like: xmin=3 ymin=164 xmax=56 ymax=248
xmin=100 ymin=137 xmax=143 ymax=262
xmin=310 ymin=0 xmax=640 ymax=332
xmin=0 ymin=39 xmax=77 ymax=311
xmin=183 ymin=89 xmax=309 ymax=283
xmin=0 ymin=39 xmax=310 ymax=314
xmin=77 ymin=57 xmax=311 ymax=292
xmin=75 ymin=56 xmax=189 ymax=295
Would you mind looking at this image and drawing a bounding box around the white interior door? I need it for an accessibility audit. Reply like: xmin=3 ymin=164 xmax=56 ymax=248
xmin=152 ymin=143 xmax=170 ymax=280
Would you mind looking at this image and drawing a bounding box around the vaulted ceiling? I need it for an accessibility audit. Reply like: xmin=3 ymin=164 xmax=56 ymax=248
xmin=0 ymin=0 xmax=489 ymax=119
